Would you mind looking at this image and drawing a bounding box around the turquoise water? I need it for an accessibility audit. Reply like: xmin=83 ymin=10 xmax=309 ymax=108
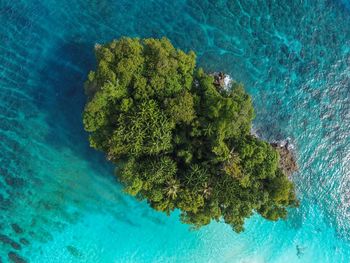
xmin=1 ymin=0 xmax=350 ymax=262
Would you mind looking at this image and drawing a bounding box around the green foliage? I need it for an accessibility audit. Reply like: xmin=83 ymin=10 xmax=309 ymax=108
xmin=110 ymin=100 xmax=174 ymax=158
xmin=83 ymin=37 xmax=298 ymax=232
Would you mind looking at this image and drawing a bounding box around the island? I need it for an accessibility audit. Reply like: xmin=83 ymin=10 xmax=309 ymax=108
xmin=82 ymin=37 xmax=298 ymax=232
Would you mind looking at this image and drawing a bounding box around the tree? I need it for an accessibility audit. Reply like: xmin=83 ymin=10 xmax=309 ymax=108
xmin=83 ymin=37 xmax=298 ymax=232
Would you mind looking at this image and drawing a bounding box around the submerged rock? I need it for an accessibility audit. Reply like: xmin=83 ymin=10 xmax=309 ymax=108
xmin=296 ymin=245 xmax=306 ymax=258
xmin=5 ymin=177 xmax=25 ymax=188
xmin=271 ymin=141 xmax=298 ymax=176
xmin=11 ymin=224 xmax=23 ymax=234
xmin=0 ymin=234 xmax=21 ymax=250
xmin=8 ymin=252 xmax=27 ymax=263
xmin=19 ymin=238 xmax=29 ymax=246
xmin=66 ymin=245 xmax=82 ymax=258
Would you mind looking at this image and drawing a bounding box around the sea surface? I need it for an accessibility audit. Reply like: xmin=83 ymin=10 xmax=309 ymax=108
xmin=0 ymin=0 xmax=350 ymax=262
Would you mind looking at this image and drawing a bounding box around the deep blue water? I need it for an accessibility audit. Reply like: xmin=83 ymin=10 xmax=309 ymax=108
xmin=0 ymin=0 xmax=350 ymax=262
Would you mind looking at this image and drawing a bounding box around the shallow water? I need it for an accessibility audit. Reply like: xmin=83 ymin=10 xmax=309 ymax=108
xmin=0 ymin=0 xmax=350 ymax=262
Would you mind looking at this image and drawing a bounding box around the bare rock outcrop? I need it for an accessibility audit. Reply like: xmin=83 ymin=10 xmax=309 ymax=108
xmin=271 ymin=142 xmax=298 ymax=176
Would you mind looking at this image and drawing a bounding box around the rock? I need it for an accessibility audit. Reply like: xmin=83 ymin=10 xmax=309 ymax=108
xmin=211 ymin=72 xmax=227 ymax=88
xmin=66 ymin=245 xmax=82 ymax=258
xmin=211 ymin=72 xmax=233 ymax=91
xmin=11 ymin=224 xmax=23 ymax=234
xmin=271 ymin=142 xmax=298 ymax=176
xmin=5 ymin=177 xmax=25 ymax=188
xmin=0 ymin=234 xmax=21 ymax=250
xmin=0 ymin=234 xmax=12 ymax=243
xmin=8 ymin=252 xmax=27 ymax=263
xmin=19 ymin=238 xmax=29 ymax=246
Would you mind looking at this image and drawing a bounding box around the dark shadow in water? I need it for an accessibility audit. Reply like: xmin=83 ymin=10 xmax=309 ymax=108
xmin=33 ymin=39 xmax=113 ymax=177
xmin=23 ymin=38 xmax=144 ymax=235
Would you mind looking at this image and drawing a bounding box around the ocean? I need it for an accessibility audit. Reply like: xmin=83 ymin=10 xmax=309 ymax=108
xmin=0 ymin=0 xmax=350 ymax=262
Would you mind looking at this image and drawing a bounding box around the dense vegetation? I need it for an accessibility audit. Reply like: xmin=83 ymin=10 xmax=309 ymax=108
xmin=83 ymin=37 xmax=298 ymax=232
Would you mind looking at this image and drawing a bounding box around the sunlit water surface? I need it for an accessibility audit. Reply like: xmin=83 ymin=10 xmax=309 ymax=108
xmin=0 ymin=0 xmax=350 ymax=262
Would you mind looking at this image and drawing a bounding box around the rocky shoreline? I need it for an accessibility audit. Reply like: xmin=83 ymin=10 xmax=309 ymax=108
xmin=271 ymin=141 xmax=298 ymax=177
xmin=211 ymin=72 xmax=232 ymax=90
xmin=212 ymin=72 xmax=298 ymax=177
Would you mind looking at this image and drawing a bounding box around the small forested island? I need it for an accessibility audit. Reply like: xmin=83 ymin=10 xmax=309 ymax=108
xmin=83 ymin=37 xmax=298 ymax=232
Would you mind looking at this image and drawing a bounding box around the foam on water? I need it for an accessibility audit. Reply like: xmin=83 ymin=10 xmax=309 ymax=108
xmin=0 ymin=0 xmax=350 ymax=262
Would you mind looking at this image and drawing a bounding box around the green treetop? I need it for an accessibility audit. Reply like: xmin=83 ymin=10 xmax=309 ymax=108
xmin=83 ymin=37 xmax=298 ymax=232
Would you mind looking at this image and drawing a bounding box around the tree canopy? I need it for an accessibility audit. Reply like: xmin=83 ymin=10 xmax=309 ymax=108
xmin=83 ymin=37 xmax=298 ymax=232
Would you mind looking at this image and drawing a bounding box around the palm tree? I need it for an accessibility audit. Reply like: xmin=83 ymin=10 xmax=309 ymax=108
xmin=201 ymin=182 xmax=212 ymax=199
xmin=164 ymin=179 xmax=180 ymax=199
